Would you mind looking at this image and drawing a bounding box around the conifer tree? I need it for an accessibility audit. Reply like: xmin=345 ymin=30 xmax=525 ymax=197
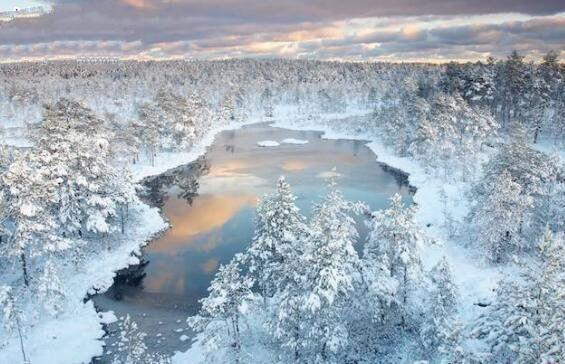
xmin=244 ymin=176 xmax=308 ymax=300
xmin=188 ymin=258 xmax=256 ymax=363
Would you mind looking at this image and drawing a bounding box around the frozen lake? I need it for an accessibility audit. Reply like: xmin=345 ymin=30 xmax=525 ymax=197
xmin=93 ymin=123 xmax=413 ymax=361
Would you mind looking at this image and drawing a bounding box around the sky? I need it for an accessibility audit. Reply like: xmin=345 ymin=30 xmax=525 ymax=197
xmin=0 ymin=0 xmax=563 ymax=63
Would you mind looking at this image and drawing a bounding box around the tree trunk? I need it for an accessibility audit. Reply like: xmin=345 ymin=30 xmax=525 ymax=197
xmin=16 ymin=315 xmax=28 ymax=364
xmin=20 ymin=253 xmax=29 ymax=287
xmin=120 ymin=204 xmax=125 ymax=234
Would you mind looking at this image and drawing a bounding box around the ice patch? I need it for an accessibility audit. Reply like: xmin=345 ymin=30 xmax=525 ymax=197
xmin=257 ymin=140 xmax=280 ymax=147
xmin=98 ymin=311 xmax=118 ymax=325
xmin=281 ymin=138 xmax=308 ymax=145
xmin=317 ymin=169 xmax=342 ymax=179
xmin=179 ymin=335 xmax=190 ymax=342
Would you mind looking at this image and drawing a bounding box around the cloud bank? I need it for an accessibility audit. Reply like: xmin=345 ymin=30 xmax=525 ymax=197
xmin=0 ymin=0 xmax=563 ymax=62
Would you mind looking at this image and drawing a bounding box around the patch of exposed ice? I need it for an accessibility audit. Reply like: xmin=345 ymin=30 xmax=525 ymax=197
xmin=281 ymin=138 xmax=308 ymax=145
xmin=98 ymin=311 xmax=118 ymax=325
xmin=257 ymin=140 xmax=280 ymax=147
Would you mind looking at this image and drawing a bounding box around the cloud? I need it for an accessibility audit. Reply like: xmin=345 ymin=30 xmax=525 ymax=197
xmin=0 ymin=0 xmax=563 ymax=61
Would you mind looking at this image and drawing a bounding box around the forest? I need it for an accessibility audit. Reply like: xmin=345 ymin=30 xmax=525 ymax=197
xmin=0 ymin=51 xmax=563 ymax=363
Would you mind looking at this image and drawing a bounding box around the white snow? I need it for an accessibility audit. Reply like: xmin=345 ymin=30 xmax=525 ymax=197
xmin=0 ymin=118 xmax=261 ymax=364
xmin=99 ymin=311 xmax=118 ymax=325
xmin=257 ymin=140 xmax=280 ymax=147
xmin=281 ymin=138 xmax=308 ymax=145
xmin=179 ymin=335 xmax=190 ymax=342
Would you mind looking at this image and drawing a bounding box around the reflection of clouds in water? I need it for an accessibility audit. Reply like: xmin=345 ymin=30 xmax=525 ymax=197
xmin=198 ymin=229 xmax=222 ymax=254
xmin=150 ymin=194 xmax=257 ymax=254
xmin=144 ymin=266 xmax=186 ymax=295
xmin=201 ymin=159 xmax=267 ymax=194
xmin=198 ymin=174 xmax=266 ymax=195
xmin=201 ymin=258 xmax=219 ymax=273
xmin=208 ymin=159 xmax=252 ymax=176
xmin=281 ymin=159 xmax=309 ymax=172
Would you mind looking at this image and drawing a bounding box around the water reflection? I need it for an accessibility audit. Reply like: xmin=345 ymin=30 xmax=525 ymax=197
xmin=281 ymin=159 xmax=309 ymax=172
xmin=153 ymin=194 xmax=258 ymax=253
xmin=93 ymin=123 xmax=414 ymax=362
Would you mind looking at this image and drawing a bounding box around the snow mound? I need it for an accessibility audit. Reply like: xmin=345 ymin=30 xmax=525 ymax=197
xmin=281 ymin=138 xmax=308 ymax=145
xmin=257 ymin=140 xmax=280 ymax=147
xmin=98 ymin=311 xmax=118 ymax=325
xmin=179 ymin=335 xmax=190 ymax=342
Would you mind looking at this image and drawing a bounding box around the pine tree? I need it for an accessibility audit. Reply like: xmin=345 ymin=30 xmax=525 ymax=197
xmin=37 ymin=259 xmax=65 ymax=316
xmin=113 ymin=314 xmax=169 ymax=364
xmin=188 ymin=258 xmax=256 ymax=363
xmin=135 ymin=102 xmax=162 ymax=165
xmin=471 ymin=125 xmax=559 ymax=251
xmin=472 ymin=229 xmax=564 ymax=362
xmin=301 ymin=180 xmax=361 ymax=361
xmin=420 ymin=258 xmax=460 ymax=360
xmin=242 ymin=178 xmax=312 ymax=360
xmin=0 ymin=151 xmax=70 ymax=286
xmin=32 ymin=99 xmax=136 ymax=238
xmin=363 ymin=194 xmax=423 ymax=328
xmin=244 ymin=176 xmax=308 ymax=300
xmin=471 ymin=170 xmax=532 ymax=263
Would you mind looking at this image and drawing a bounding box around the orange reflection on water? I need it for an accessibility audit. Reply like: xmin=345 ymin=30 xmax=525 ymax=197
xmin=149 ymin=194 xmax=258 ymax=254
xmin=201 ymin=258 xmax=219 ymax=273
xmin=208 ymin=159 xmax=253 ymax=177
xmin=281 ymin=159 xmax=309 ymax=172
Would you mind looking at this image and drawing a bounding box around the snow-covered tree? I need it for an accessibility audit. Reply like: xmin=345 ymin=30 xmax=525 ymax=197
xmin=113 ymin=314 xmax=169 ymax=364
xmin=363 ymin=194 xmax=423 ymax=328
xmin=470 ymin=170 xmax=533 ymax=263
xmin=420 ymin=258 xmax=461 ymax=360
xmin=299 ymin=180 xmax=361 ymax=361
xmin=135 ymin=102 xmax=162 ymax=165
xmin=188 ymin=258 xmax=256 ymax=363
xmin=472 ymin=229 xmax=564 ymax=363
xmin=0 ymin=285 xmax=28 ymax=363
xmin=260 ymin=87 xmax=274 ymax=117
xmin=244 ymin=176 xmax=308 ymax=300
xmin=36 ymin=259 xmax=65 ymax=317
xmin=0 ymin=151 xmax=70 ymax=286
xmin=32 ymin=99 xmax=136 ymax=238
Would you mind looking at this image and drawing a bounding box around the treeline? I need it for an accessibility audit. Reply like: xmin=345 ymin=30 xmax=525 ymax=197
xmin=373 ymin=50 xmax=563 ymax=177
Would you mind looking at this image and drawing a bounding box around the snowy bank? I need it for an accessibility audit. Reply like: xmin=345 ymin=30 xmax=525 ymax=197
xmin=0 ymin=118 xmax=262 ymax=364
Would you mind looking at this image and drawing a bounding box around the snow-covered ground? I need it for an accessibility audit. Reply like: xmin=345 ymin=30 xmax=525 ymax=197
xmin=0 ymin=117 xmax=263 ymax=364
